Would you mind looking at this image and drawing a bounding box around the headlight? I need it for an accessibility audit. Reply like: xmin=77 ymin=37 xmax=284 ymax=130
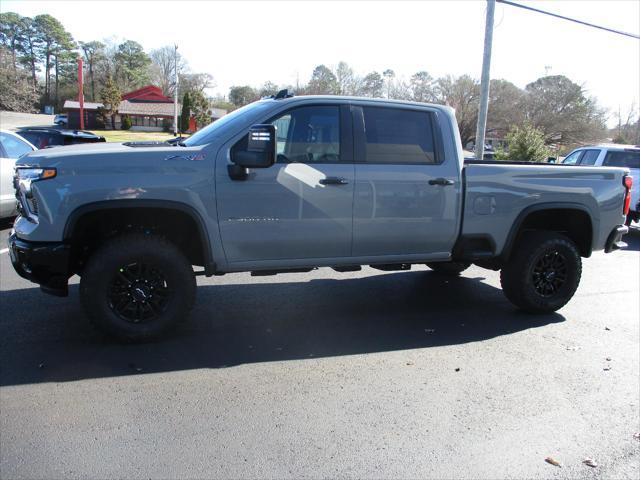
xmin=16 ymin=167 xmax=56 ymax=181
xmin=15 ymin=167 xmax=56 ymax=198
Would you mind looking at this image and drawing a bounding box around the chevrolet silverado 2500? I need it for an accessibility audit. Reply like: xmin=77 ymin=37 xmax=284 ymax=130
xmin=9 ymin=93 xmax=632 ymax=340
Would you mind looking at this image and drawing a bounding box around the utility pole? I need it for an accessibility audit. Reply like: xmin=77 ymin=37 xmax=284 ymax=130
xmin=78 ymin=57 xmax=84 ymax=130
xmin=173 ymin=44 xmax=179 ymax=136
xmin=474 ymin=0 xmax=496 ymax=160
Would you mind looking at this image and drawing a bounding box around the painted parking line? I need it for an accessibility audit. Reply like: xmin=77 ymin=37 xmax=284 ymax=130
xmin=0 ymin=248 xmax=9 ymax=254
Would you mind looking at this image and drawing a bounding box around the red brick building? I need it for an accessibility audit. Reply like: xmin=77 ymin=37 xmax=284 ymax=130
xmin=64 ymin=85 xmax=225 ymax=131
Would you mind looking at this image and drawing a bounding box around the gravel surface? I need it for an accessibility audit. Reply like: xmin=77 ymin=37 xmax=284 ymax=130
xmin=1 ymin=225 xmax=638 ymax=479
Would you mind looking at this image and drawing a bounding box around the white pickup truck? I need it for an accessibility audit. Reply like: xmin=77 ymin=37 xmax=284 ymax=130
xmin=562 ymin=143 xmax=640 ymax=225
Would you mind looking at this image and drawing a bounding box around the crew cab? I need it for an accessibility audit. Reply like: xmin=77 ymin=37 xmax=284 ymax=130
xmin=8 ymin=93 xmax=632 ymax=340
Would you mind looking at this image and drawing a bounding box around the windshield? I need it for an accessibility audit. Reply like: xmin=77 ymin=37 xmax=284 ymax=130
xmin=183 ymin=101 xmax=275 ymax=147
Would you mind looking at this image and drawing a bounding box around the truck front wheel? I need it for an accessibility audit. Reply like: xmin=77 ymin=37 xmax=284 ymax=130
xmin=79 ymin=233 xmax=196 ymax=341
xmin=500 ymin=231 xmax=582 ymax=313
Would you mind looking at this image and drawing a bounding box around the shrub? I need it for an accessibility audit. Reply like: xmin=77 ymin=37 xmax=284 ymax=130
xmin=121 ymin=115 xmax=132 ymax=130
xmin=495 ymin=123 xmax=551 ymax=162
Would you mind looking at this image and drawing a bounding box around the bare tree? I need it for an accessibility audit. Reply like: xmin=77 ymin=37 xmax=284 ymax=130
xmin=150 ymin=45 xmax=188 ymax=97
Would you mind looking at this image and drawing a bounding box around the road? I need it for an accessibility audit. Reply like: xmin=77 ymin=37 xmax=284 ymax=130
xmin=0 ymin=111 xmax=55 ymax=131
xmin=1 ymin=223 xmax=638 ymax=479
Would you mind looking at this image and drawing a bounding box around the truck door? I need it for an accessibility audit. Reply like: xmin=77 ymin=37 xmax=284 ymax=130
xmin=351 ymin=105 xmax=460 ymax=258
xmin=216 ymin=104 xmax=355 ymax=266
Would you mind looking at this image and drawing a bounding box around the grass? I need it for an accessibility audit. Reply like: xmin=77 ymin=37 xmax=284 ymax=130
xmin=89 ymin=130 xmax=178 ymax=143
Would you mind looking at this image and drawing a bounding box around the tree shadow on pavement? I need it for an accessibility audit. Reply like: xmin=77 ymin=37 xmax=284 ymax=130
xmin=0 ymin=270 xmax=564 ymax=386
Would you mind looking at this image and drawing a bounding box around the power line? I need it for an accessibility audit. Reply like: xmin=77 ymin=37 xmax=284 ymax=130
xmin=496 ymin=0 xmax=640 ymax=39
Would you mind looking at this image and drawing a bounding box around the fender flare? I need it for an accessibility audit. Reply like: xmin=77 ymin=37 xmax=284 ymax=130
xmin=63 ymin=199 xmax=216 ymax=275
xmin=500 ymin=202 xmax=595 ymax=261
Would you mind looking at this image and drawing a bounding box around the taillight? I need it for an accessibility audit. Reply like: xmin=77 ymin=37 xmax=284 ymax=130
xmin=623 ymin=175 xmax=633 ymax=216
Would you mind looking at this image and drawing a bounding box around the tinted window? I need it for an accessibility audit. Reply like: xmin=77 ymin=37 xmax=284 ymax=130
xmin=18 ymin=131 xmax=62 ymax=149
xmin=0 ymin=132 xmax=33 ymax=158
xmin=562 ymin=150 xmax=583 ymax=165
xmin=363 ymin=107 xmax=437 ymax=164
xmin=270 ymin=106 xmax=340 ymax=163
xmin=579 ymin=149 xmax=600 ymax=166
xmin=603 ymin=151 xmax=640 ymax=169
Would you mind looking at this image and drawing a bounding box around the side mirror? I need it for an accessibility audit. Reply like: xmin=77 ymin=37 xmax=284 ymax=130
xmin=231 ymin=124 xmax=276 ymax=168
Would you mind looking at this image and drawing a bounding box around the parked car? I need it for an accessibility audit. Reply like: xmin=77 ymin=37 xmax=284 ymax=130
xmin=16 ymin=128 xmax=106 ymax=149
xmin=53 ymin=114 xmax=68 ymax=126
xmin=0 ymin=130 xmax=36 ymax=219
xmin=562 ymin=144 xmax=639 ymax=224
xmin=8 ymin=93 xmax=631 ymax=341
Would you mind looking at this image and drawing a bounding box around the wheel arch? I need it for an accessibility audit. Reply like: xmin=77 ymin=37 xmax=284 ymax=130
xmin=501 ymin=202 xmax=595 ymax=261
xmin=64 ymin=199 xmax=216 ymax=275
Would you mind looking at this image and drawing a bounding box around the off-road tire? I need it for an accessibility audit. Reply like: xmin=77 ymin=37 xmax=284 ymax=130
xmin=426 ymin=261 xmax=471 ymax=276
xmin=80 ymin=233 xmax=196 ymax=341
xmin=500 ymin=231 xmax=581 ymax=313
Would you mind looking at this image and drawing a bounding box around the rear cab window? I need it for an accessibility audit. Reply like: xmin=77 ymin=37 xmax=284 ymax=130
xmin=361 ymin=107 xmax=439 ymax=164
xmin=603 ymin=150 xmax=640 ymax=169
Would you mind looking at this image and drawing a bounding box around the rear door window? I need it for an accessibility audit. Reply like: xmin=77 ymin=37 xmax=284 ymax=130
xmin=579 ymin=149 xmax=600 ymax=166
xmin=603 ymin=150 xmax=640 ymax=169
xmin=362 ymin=107 xmax=438 ymax=164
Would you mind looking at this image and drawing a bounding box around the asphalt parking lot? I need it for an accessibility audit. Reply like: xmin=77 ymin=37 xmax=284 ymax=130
xmin=1 ymin=223 xmax=638 ymax=479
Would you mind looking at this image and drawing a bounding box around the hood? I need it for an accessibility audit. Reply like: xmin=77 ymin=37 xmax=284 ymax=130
xmin=16 ymin=141 xmax=202 ymax=167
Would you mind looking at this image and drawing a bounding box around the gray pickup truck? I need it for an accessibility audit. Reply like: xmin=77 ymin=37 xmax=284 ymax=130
xmin=9 ymin=93 xmax=632 ymax=340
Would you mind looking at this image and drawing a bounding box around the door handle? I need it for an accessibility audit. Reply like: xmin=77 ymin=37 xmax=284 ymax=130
xmin=428 ymin=178 xmax=455 ymax=186
xmin=320 ymin=177 xmax=349 ymax=185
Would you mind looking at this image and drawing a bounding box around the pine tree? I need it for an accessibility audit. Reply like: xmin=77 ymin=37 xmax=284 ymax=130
xmin=99 ymin=76 xmax=121 ymax=129
xmin=180 ymin=92 xmax=191 ymax=133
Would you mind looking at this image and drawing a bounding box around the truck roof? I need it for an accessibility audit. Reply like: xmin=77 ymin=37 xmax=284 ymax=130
xmin=576 ymin=143 xmax=640 ymax=151
xmin=264 ymin=94 xmax=455 ymax=112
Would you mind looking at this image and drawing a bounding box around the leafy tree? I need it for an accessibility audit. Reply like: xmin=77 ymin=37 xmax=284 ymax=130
xmin=34 ymin=14 xmax=74 ymax=105
xmin=0 ymin=12 xmax=25 ymax=70
xmin=495 ymin=123 xmax=551 ymax=162
xmin=79 ymin=41 xmax=105 ymax=101
xmin=114 ymin=40 xmax=150 ymax=91
xmin=524 ymin=75 xmax=606 ymax=146
xmin=410 ymin=71 xmax=435 ymax=103
xmin=99 ymin=75 xmax=121 ymax=129
xmin=307 ymin=64 xmax=338 ymax=94
xmin=180 ymin=92 xmax=191 ymax=133
xmin=486 ymin=79 xmax=526 ymax=137
xmin=229 ymin=85 xmax=257 ymax=107
xmin=189 ymin=89 xmax=211 ymax=129
xmin=18 ymin=17 xmax=42 ymax=89
xmin=432 ymin=74 xmax=480 ymax=146
xmin=360 ymin=71 xmax=384 ymax=98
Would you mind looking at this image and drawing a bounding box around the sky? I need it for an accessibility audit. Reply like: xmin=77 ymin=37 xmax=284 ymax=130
xmin=2 ymin=0 xmax=639 ymax=125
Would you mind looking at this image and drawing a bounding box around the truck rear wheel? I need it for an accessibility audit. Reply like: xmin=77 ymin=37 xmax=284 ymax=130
xmin=79 ymin=233 xmax=196 ymax=341
xmin=500 ymin=231 xmax=581 ymax=313
xmin=426 ymin=261 xmax=470 ymax=276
